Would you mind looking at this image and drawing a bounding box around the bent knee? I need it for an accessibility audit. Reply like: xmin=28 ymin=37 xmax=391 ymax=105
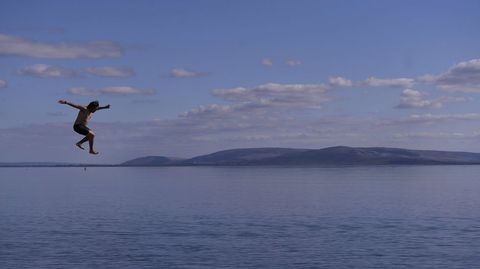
xmin=88 ymin=132 xmax=95 ymax=137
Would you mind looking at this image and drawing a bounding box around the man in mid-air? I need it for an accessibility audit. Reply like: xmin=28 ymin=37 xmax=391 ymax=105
xmin=58 ymin=100 xmax=110 ymax=155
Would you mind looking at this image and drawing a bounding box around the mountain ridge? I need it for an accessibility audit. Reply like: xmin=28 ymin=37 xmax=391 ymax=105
xmin=121 ymin=146 xmax=480 ymax=166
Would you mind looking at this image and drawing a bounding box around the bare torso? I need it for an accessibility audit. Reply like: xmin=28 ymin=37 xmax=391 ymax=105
xmin=74 ymin=108 xmax=92 ymax=126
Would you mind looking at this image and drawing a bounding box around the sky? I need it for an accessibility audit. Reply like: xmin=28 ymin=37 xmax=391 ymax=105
xmin=1 ymin=0 xmax=480 ymax=163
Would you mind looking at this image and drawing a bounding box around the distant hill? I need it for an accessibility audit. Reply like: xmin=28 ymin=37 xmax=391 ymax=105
xmin=121 ymin=156 xmax=186 ymax=166
xmin=121 ymin=146 xmax=480 ymax=166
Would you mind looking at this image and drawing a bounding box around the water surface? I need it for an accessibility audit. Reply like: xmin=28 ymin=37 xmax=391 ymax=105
xmin=1 ymin=166 xmax=479 ymax=268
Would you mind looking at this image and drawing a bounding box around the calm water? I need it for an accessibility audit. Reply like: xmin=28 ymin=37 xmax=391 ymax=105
xmin=1 ymin=166 xmax=480 ymax=268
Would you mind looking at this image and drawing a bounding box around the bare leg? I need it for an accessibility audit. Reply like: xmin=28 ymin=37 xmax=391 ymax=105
xmin=76 ymin=136 xmax=88 ymax=150
xmin=87 ymin=132 xmax=99 ymax=155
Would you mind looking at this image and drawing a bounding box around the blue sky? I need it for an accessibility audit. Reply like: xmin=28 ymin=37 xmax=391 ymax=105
xmin=1 ymin=0 xmax=480 ymax=163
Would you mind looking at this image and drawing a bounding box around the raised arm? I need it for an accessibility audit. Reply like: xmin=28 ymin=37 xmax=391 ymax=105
xmin=58 ymin=100 xmax=85 ymax=110
xmin=97 ymin=104 xmax=111 ymax=111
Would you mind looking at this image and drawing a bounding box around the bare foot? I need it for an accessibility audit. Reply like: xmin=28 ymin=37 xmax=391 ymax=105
xmin=76 ymin=142 xmax=85 ymax=150
xmin=89 ymin=150 xmax=99 ymax=155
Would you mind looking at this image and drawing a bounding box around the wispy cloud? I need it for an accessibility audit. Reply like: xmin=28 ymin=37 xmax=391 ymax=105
xmin=67 ymin=86 xmax=154 ymax=96
xmin=261 ymin=58 xmax=273 ymax=67
xmin=85 ymin=67 xmax=135 ymax=77
xmin=18 ymin=64 xmax=78 ymax=78
xmin=393 ymin=132 xmax=468 ymax=139
xmin=285 ymin=59 xmax=302 ymax=66
xmin=180 ymin=104 xmax=236 ymax=119
xmin=395 ymin=89 xmax=470 ymax=109
xmin=329 ymin=76 xmax=353 ymax=87
xmin=0 ymin=33 xmax=123 ymax=59
xmin=170 ymin=68 xmax=207 ymax=78
xmin=416 ymin=74 xmax=438 ymax=83
xmin=361 ymin=77 xmax=415 ymax=88
xmin=325 ymin=59 xmax=480 ymax=94
xmin=396 ymin=89 xmax=442 ymax=109
xmin=0 ymin=79 xmax=5 ymax=89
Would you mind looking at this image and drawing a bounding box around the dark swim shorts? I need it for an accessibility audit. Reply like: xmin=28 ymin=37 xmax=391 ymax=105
xmin=73 ymin=124 xmax=90 ymax=136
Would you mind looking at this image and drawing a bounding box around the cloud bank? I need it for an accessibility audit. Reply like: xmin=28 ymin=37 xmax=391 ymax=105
xmin=362 ymin=77 xmax=415 ymax=88
xmin=5 ymin=56 xmax=480 ymax=162
xmin=68 ymin=86 xmax=153 ymax=96
xmin=434 ymin=59 xmax=480 ymax=93
xmin=85 ymin=67 xmax=135 ymax=77
xmin=211 ymin=83 xmax=330 ymax=108
xmin=170 ymin=68 xmax=207 ymax=78
xmin=0 ymin=33 xmax=123 ymax=59
xmin=394 ymin=89 xmax=469 ymax=109
xmin=18 ymin=64 xmax=78 ymax=78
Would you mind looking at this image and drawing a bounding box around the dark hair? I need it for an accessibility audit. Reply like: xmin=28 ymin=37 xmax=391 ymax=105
xmin=87 ymin=100 xmax=99 ymax=110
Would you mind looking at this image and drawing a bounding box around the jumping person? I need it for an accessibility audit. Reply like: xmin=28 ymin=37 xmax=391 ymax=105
xmin=58 ymin=100 xmax=110 ymax=155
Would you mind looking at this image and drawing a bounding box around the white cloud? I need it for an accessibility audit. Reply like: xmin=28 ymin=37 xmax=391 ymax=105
xmin=18 ymin=64 xmax=78 ymax=78
xmin=417 ymin=59 xmax=480 ymax=93
xmin=85 ymin=67 xmax=134 ymax=77
xmin=332 ymin=58 xmax=480 ymax=93
xmin=0 ymin=79 xmax=5 ymax=88
xmin=329 ymin=76 xmax=353 ymax=87
xmin=176 ymin=82 xmax=339 ymax=146
xmin=211 ymin=87 xmax=250 ymax=102
xmin=170 ymin=68 xmax=206 ymax=78
xmin=436 ymin=59 xmax=480 ymax=87
xmin=0 ymin=33 xmax=123 ymax=59
xmin=396 ymin=89 xmax=442 ymax=109
xmin=396 ymin=89 xmax=470 ymax=109
xmin=416 ymin=74 xmax=438 ymax=83
xmin=362 ymin=77 xmax=415 ymax=88
xmin=67 ymin=86 xmax=153 ymax=96
xmin=180 ymin=104 xmax=235 ymax=119
xmin=285 ymin=59 xmax=302 ymax=66
xmin=212 ymin=83 xmax=330 ymax=108
xmin=67 ymin=87 xmax=97 ymax=96
xmin=261 ymin=58 xmax=273 ymax=67
xmin=100 ymin=86 xmax=153 ymax=95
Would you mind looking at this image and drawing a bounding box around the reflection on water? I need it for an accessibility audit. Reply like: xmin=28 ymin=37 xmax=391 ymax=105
xmin=1 ymin=166 xmax=480 ymax=268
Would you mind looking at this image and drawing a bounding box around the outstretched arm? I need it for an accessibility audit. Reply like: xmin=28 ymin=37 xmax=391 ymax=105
xmin=97 ymin=104 xmax=111 ymax=111
xmin=58 ymin=100 xmax=85 ymax=110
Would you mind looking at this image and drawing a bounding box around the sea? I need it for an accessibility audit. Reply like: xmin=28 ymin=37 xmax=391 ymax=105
xmin=1 ymin=166 xmax=479 ymax=268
